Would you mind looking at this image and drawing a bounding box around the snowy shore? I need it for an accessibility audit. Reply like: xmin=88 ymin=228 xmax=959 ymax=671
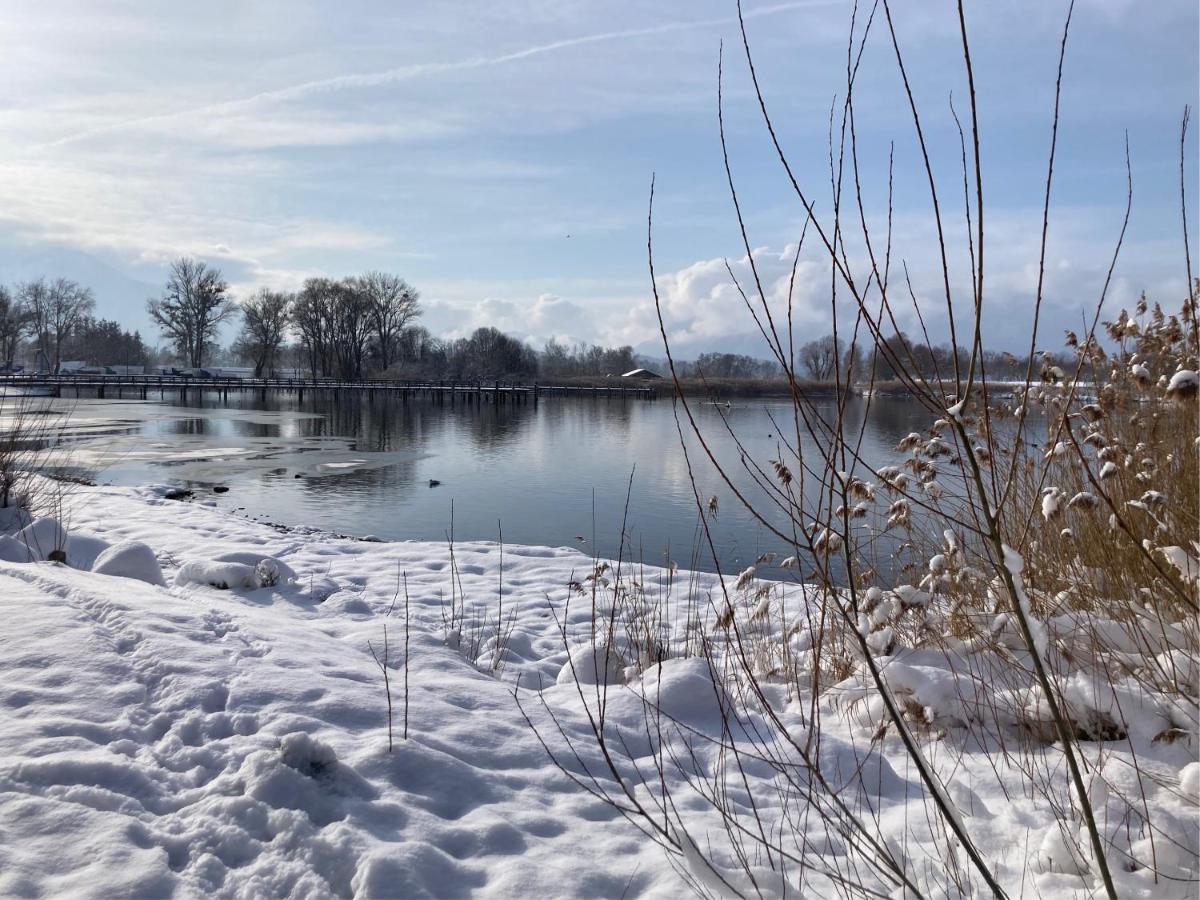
xmin=0 ymin=483 xmax=1196 ymax=897
xmin=0 ymin=483 xmax=686 ymax=896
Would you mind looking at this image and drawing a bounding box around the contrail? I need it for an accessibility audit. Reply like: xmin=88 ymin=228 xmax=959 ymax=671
xmin=42 ymin=0 xmax=841 ymax=149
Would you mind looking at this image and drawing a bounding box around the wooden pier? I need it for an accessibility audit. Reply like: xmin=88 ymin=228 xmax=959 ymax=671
xmin=0 ymin=375 xmax=658 ymax=406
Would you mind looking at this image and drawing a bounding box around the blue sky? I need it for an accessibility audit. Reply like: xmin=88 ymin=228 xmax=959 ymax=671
xmin=0 ymin=0 xmax=1195 ymax=355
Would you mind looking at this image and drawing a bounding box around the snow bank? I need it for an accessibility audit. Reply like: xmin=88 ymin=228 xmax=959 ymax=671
xmin=0 ymin=483 xmax=673 ymax=898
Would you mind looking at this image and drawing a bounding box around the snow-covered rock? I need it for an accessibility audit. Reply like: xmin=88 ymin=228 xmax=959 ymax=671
xmin=15 ymin=517 xmax=66 ymax=560
xmin=1036 ymin=824 xmax=1089 ymax=876
xmin=321 ymin=590 xmax=374 ymax=615
xmin=174 ymin=552 xmax=294 ymax=591
xmin=91 ymin=540 xmax=165 ymax=586
xmin=0 ymin=534 xmax=33 ymax=563
xmin=818 ymin=733 xmax=908 ymax=801
xmin=64 ymin=532 xmax=111 ymax=570
xmin=557 ymin=642 xmax=625 ymax=686
xmin=637 ymin=657 xmax=732 ymax=728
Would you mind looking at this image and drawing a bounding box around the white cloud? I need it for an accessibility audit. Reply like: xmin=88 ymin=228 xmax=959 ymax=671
xmin=616 ymin=245 xmax=831 ymax=355
xmin=595 ymin=197 xmax=1195 ymax=357
xmin=418 ymin=248 xmax=836 ymax=356
xmin=425 ymin=293 xmax=598 ymax=346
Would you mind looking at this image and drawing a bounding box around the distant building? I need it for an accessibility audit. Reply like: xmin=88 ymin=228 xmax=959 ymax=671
xmin=621 ymin=368 xmax=662 ymax=379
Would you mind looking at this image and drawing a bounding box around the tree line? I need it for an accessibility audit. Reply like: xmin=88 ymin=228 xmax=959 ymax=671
xmin=146 ymin=257 xmax=630 ymax=381
xmin=0 ymin=255 xmax=1068 ymax=383
xmin=681 ymin=335 xmax=1074 ymax=384
xmin=0 ymin=277 xmax=150 ymax=371
xmin=140 ymin=260 xmax=418 ymax=378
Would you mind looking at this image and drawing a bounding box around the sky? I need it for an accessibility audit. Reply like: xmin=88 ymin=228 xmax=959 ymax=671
xmin=0 ymin=0 xmax=1195 ymax=357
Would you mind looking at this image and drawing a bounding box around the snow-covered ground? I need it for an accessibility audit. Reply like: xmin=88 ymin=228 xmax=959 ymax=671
xmin=0 ymin=483 xmax=1196 ymax=897
xmin=0 ymin=483 xmax=682 ymax=897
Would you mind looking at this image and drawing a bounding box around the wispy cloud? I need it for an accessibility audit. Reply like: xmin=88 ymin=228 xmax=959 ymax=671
xmin=41 ymin=1 xmax=841 ymax=150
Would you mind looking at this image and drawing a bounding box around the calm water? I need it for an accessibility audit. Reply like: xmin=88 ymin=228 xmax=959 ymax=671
xmin=33 ymin=391 xmax=935 ymax=579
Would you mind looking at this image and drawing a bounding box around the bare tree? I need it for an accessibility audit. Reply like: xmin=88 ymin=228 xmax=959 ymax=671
xmin=332 ymin=279 xmax=374 ymax=380
xmin=234 ymin=289 xmax=291 ymax=377
xmin=291 ymin=278 xmax=338 ymax=379
xmin=797 ymin=334 xmax=841 ymax=381
xmin=49 ymin=279 xmax=96 ymax=372
xmin=289 ymin=277 xmax=374 ymax=380
xmin=0 ymin=286 xmax=30 ymax=368
xmin=354 ymin=271 xmax=421 ymax=372
xmin=20 ymin=277 xmax=95 ymax=372
xmin=147 ymin=258 xmax=234 ymax=368
xmin=15 ymin=279 xmax=50 ymax=370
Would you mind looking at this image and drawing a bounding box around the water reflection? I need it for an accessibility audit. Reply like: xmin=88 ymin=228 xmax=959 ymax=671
xmin=162 ymin=417 xmax=213 ymax=437
xmin=46 ymin=392 xmax=953 ymax=578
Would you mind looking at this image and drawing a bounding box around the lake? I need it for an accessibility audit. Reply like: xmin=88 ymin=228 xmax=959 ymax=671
xmin=12 ymin=389 xmax=937 ymax=580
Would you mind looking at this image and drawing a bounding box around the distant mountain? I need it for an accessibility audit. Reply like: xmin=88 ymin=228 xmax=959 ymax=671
xmin=0 ymin=245 xmax=161 ymax=337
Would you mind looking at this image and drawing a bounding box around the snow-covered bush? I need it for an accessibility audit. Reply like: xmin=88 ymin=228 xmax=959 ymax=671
xmin=176 ymin=559 xmax=263 ymax=591
xmin=209 ymin=551 xmax=296 ymax=585
xmin=440 ymin=535 xmax=517 ymax=676
xmin=175 ymin=553 xmax=295 ymax=591
xmin=0 ymin=393 xmax=78 ymax=522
